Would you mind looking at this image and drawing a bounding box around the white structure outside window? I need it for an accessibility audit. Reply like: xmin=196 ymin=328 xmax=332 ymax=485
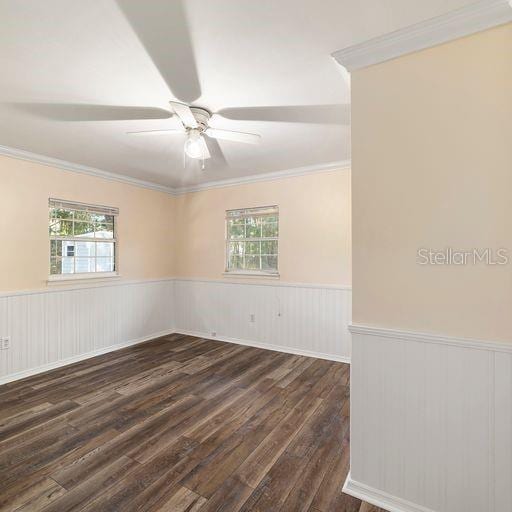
xmin=225 ymin=205 xmax=279 ymax=275
xmin=48 ymin=198 xmax=119 ymax=279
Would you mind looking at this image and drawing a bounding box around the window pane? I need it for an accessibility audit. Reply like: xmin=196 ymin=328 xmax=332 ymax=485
xmin=261 ymin=240 xmax=278 ymax=255
xmin=246 ymin=218 xmax=261 ymax=238
xmin=50 ymin=257 xmax=62 ymax=275
xmin=75 ymin=257 xmax=95 ymax=273
xmin=262 ymin=221 xmax=278 ymax=238
xmin=96 ymin=242 xmax=114 ymax=257
xmin=50 ymin=219 xmax=73 ymax=236
xmin=51 ymin=208 xmax=73 ymax=221
xmin=262 ymin=255 xmax=278 ymax=271
xmin=245 ymin=241 xmax=261 ymax=255
xmin=228 ymin=255 xmax=243 ymax=270
xmin=95 ymin=223 xmax=114 ymax=239
xmin=73 ymin=210 xmax=94 ymax=223
xmin=75 ymin=241 xmax=95 ymax=257
xmin=91 ymin=213 xmax=114 ymax=224
xmin=245 ymin=255 xmax=261 ymax=270
xmin=96 ymin=257 xmax=114 ymax=272
xmin=227 ymin=220 xmax=245 ymax=239
xmin=74 ymin=222 xmax=94 ymax=237
xmin=50 ymin=240 xmax=62 ymax=257
xmin=61 ymin=257 xmax=75 ymax=274
xmin=229 ymin=241 xmax=244 ymax=256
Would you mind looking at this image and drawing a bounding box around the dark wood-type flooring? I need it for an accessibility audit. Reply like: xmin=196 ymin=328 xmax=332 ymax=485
xmin=0 ymin=334 xmax=384 ymax=512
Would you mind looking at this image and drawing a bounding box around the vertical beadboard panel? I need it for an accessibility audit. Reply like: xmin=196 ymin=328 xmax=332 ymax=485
xmin=173 ymin=279 xmax=352 ymax=361
xmin=349 ymin=328 xmax=512 ymax=512
xmin=1 ymin=277 xmax=348 ymax=380
xmin=494 ymin=351 xmax=512 ymax=511
xmin=0 ymin=279 xmax=175 ymax=383
xmin=0 ymin=296 xmax=9 ymax=377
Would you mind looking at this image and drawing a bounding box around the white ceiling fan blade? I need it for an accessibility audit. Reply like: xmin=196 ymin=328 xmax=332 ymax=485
xmin=205 ymin=128 xmax=261 ymax=145
xmin=126 ymin=129 xmax=185 ymax=135
xmin=118 ymin=0 xmax=201 ymax=104
xmin=170 ymin=101 xmax=198 ymax=129
xmin=12 ymin=103 xmax=173 ymax=122
xmin=197 ymin=136 xmax=211 ymax=159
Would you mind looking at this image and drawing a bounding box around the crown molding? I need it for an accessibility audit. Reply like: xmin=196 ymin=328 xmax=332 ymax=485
xmin=0 ymin=144 xmax=350 ymax=196
xmin=0 ymin=144 xmax=174 ymax=194
xmin=171 ymin=160 xmax=350 ymax=195
xmin=332 ymin=0 xmax=512 ymax=71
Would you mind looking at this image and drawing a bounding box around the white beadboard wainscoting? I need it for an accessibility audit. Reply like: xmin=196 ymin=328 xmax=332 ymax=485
xmin=345 ymin=324 xmax=512 ymax=512
xmin=173 ymin=279 xmax=352 ymax=363
xmin=0 ymin=278 xmax=352 ymax=384
xmin=0 ymin=279 xmax=175 ymax=384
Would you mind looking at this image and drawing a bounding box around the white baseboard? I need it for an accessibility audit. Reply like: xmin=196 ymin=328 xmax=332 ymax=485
xmin=0 ymin=328 xmax=175 ymax=386
xmin=343 ymin=474 xmax=436 ymax=512
xmin=173 ymin=329 xmax=351 ymax=364
xmin=0 ymin=326 xmax=349 ymax=386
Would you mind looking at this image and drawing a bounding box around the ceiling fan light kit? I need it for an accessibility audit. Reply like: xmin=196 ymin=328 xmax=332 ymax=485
xmin=184 ymin=130 xmax=205 ymax=159
xmin=128 ymin=101 xmax=262 ymax=169
xmin=183 ymin=107 xmax=212 ymax=164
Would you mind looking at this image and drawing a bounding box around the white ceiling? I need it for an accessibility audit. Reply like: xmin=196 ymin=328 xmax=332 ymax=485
xmin=0 ymin=0 xmax=474 ymax=188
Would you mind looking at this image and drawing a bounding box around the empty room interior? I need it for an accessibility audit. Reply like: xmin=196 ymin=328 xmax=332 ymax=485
xmin=0 ymin=1 xmax=511 ymax=511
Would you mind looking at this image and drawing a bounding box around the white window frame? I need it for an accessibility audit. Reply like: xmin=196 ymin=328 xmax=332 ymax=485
xmin=48 ymin=198 xmax=119 ymax=283
xmin=224 ymin=205 xmax=279 ymax=277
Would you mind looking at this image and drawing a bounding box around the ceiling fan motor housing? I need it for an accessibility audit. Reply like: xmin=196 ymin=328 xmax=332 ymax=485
xmin=189 ymin=107 xmax=211 ymax=132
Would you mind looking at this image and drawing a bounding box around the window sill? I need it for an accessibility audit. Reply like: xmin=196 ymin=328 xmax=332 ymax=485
xmin=47 ymin=272 xmax=121 ymax=286
xmin=222 ymin=271 xmax=280 ymax=280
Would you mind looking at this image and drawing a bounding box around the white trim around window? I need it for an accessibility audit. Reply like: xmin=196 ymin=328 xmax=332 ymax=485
xmin=47 ymin=272 xmax=120 ymax=285
xmin=225 ymin=205 xmax=279 ymax=276
xmin=48 ymin=198 xmax=119 ymax=280
xmin=222 ymin=271 xmax=280 ymax=279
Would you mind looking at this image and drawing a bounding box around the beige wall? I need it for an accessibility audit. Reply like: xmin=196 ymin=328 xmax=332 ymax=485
xmin=174 ymin=170 xmax=351 ymax=286
xmin=352 ymin=23 xmax=512 ymax=341
xmin=0 ymin=156 xmax=350 ymax=292
xmin=0 ymin=156 xmax=174 ymax=291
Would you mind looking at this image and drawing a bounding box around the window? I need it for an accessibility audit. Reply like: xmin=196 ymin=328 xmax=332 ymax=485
xmin=226 ymin=205 xmax=279 ymax=275
xmin=49 ymin=198 xmax=119 ymax=278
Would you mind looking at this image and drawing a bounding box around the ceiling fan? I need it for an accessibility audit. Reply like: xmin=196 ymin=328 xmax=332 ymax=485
xmin=12 ymin=0 xmax=350 ymax=172
xmin=127 ymin=102 xmax=261 ymax=162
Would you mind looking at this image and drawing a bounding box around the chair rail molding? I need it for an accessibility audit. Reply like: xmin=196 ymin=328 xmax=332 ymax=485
xmin=332 ymin=0 xmax=512 ymax=71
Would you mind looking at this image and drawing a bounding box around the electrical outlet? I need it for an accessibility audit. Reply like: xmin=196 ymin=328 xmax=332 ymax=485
xmin=0 ymin=337 xmax=10 ymax=350
xmin=250 ymin=314 xmax=255 ymax=323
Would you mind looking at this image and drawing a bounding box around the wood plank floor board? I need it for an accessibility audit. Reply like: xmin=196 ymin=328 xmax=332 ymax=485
xmin=234 ymin=397 xmax=323 ymax=489
xmin=0 ymin=334 xmax=377 ymax=512
xmin=39 ymin=456 xmax=139 ymax=512
xmin=0 ymin=429 xmax=119 ymax=510
xmin=0 ymin=477 xmax=64 ymax=512
xmin=78 ymin=437 xmax=200 ymax=512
